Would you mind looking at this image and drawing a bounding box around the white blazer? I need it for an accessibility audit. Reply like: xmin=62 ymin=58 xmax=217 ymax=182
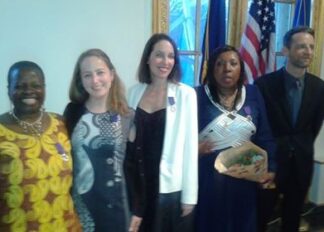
xmin=127 ymin=82 xmax=198 ymax=205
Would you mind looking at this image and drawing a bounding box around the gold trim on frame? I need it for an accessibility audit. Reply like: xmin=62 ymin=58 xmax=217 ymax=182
xmin=227 ymin=0 xmax=248 ymax=47
xmin=309 ymin=0 xmax=324 ymax=76
xmin=152 ymin=0 xmax=169 ymax=33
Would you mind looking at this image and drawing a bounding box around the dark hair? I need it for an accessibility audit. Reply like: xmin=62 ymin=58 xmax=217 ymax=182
xmin=69 ymin=48 xmax=129 ymax=115
xmin=283 ymin=26 xmax=315 ymax=48
xmin=204 ymin=45 xmax=245 ymax=104
xmin=8 ymin=61 xmax=45 ymax=89
xmin=137 ymin=33 xmax=181 ymax=83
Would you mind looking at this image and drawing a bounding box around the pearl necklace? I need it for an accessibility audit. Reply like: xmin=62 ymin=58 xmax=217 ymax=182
xmin=10 ymin=110 xmax=44 ymax=137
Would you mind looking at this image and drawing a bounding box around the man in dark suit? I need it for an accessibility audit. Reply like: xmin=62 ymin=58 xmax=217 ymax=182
xmin=255 ymin=26 xmax=324 ymax=232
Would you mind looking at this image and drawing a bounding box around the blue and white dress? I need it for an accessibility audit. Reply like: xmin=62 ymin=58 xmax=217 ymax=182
xmin=71 ymin=111 xmax=131 ymax=232
xmin=195 ymin=85 xmax=276 ymax=232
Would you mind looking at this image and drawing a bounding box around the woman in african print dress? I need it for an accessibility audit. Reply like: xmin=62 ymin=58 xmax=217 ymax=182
xmin=0 ymin=61 xmax=81 ymax=231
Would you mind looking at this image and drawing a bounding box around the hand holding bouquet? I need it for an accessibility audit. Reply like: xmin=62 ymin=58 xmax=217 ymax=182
xmin=214 ymin=142 xmax=268 ymax=182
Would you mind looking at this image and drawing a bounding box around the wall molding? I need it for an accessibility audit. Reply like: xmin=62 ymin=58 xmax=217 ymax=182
xmin=152 ymin=0 xmax=169 ymax=33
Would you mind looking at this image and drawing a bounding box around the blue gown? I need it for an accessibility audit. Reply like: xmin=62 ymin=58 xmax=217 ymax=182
xmin=195 ymin=85 xmax=276 ymax=232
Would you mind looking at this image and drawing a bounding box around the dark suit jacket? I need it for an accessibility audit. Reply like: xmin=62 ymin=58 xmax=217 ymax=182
xmin=255 ymin=68 xmax=324 ymax=191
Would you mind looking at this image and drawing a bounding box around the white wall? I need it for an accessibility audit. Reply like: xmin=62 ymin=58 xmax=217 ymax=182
xmin=0 ymin=0 xmax=152 ymax=114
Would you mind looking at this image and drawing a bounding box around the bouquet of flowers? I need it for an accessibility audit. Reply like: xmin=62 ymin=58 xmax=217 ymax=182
xmin=214 ymin=141 xmax=267 ymax=182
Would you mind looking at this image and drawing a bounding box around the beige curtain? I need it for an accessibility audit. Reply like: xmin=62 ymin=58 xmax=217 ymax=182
xmin=310 ymin=0 xmax=324 ymax=76
xmin=152 ymin=0 xmax=169 ymax=33
xmin=227 ymin=0 xmax=249 ymax=48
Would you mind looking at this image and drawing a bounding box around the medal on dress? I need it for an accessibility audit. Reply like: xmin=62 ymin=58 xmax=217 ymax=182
xmin=110 ymin=114 xmax=118 ymax=123
xmin=243 ymin=106 xmax=252 ymax=121
xmin=55 ymin=143 xmax=69 ymax=161
xmin=168 ymin=96 xmax=176 ymax=112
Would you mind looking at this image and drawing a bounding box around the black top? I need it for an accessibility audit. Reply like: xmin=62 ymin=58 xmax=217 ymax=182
xmin=138 ymin=107 xmax=166 ymax=191
xmin=124 ymin=107 xmax=166 ymax=231
xmin=137 ymin=107 xmax=166 ymax=230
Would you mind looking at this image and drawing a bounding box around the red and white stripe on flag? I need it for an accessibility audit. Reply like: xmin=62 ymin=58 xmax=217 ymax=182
xmin=240 ymin=0 xmax=276 ymax=84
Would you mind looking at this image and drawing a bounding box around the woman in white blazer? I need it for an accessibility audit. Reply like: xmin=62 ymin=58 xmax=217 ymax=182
xmin=124 ymin=33 xmax=198 ymax=232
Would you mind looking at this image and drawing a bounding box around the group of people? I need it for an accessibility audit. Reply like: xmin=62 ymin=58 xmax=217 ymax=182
xmin=0 ymin=25 xmax=323 ymax=232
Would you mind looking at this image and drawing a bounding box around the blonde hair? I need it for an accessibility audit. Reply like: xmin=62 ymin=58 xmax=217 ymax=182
xmin=69 ymin=48 xmax=129 ymax=115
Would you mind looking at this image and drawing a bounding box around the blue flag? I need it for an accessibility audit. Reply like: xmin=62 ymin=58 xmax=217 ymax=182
xmin=200 ymin=0 xmax=226 ymax=83
xmin=293 ymin=0 xmax=311 ymax=27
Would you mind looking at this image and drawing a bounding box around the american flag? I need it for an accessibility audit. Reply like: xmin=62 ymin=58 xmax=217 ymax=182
xmin=240 ymin=0 xmax=276 ymax=83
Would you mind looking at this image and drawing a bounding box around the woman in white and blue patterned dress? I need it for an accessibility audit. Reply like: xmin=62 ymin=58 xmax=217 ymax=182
xmin=64 ymin=49 xmax=133 ymax=232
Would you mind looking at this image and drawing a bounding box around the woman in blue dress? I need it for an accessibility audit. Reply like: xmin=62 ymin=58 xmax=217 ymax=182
xmin=195 ymin=45 xmax=276 ymax=232
xmin=64 ymin=49 xmax=133 ymax=232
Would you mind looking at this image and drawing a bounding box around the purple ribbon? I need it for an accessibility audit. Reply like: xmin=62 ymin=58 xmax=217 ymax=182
xmin=55 ymin=143 xmax=65 ymax=154
xmin=243 ymin=106 xmax=251 ymax=115
xmin=168 ymin=96 xmax=175 ymax=105
xmin=110 ymin=114 xmax=118 ymax=123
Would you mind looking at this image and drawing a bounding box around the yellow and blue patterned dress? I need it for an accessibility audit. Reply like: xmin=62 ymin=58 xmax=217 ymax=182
xmin=0 ymin=113 xmax=81 ymax=232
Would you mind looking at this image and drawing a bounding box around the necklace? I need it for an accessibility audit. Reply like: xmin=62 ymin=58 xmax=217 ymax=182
xmin=218 ymin=89 xmax=238 ymax=111
xmin=10 ymin=110 xmax=44 ymax=137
